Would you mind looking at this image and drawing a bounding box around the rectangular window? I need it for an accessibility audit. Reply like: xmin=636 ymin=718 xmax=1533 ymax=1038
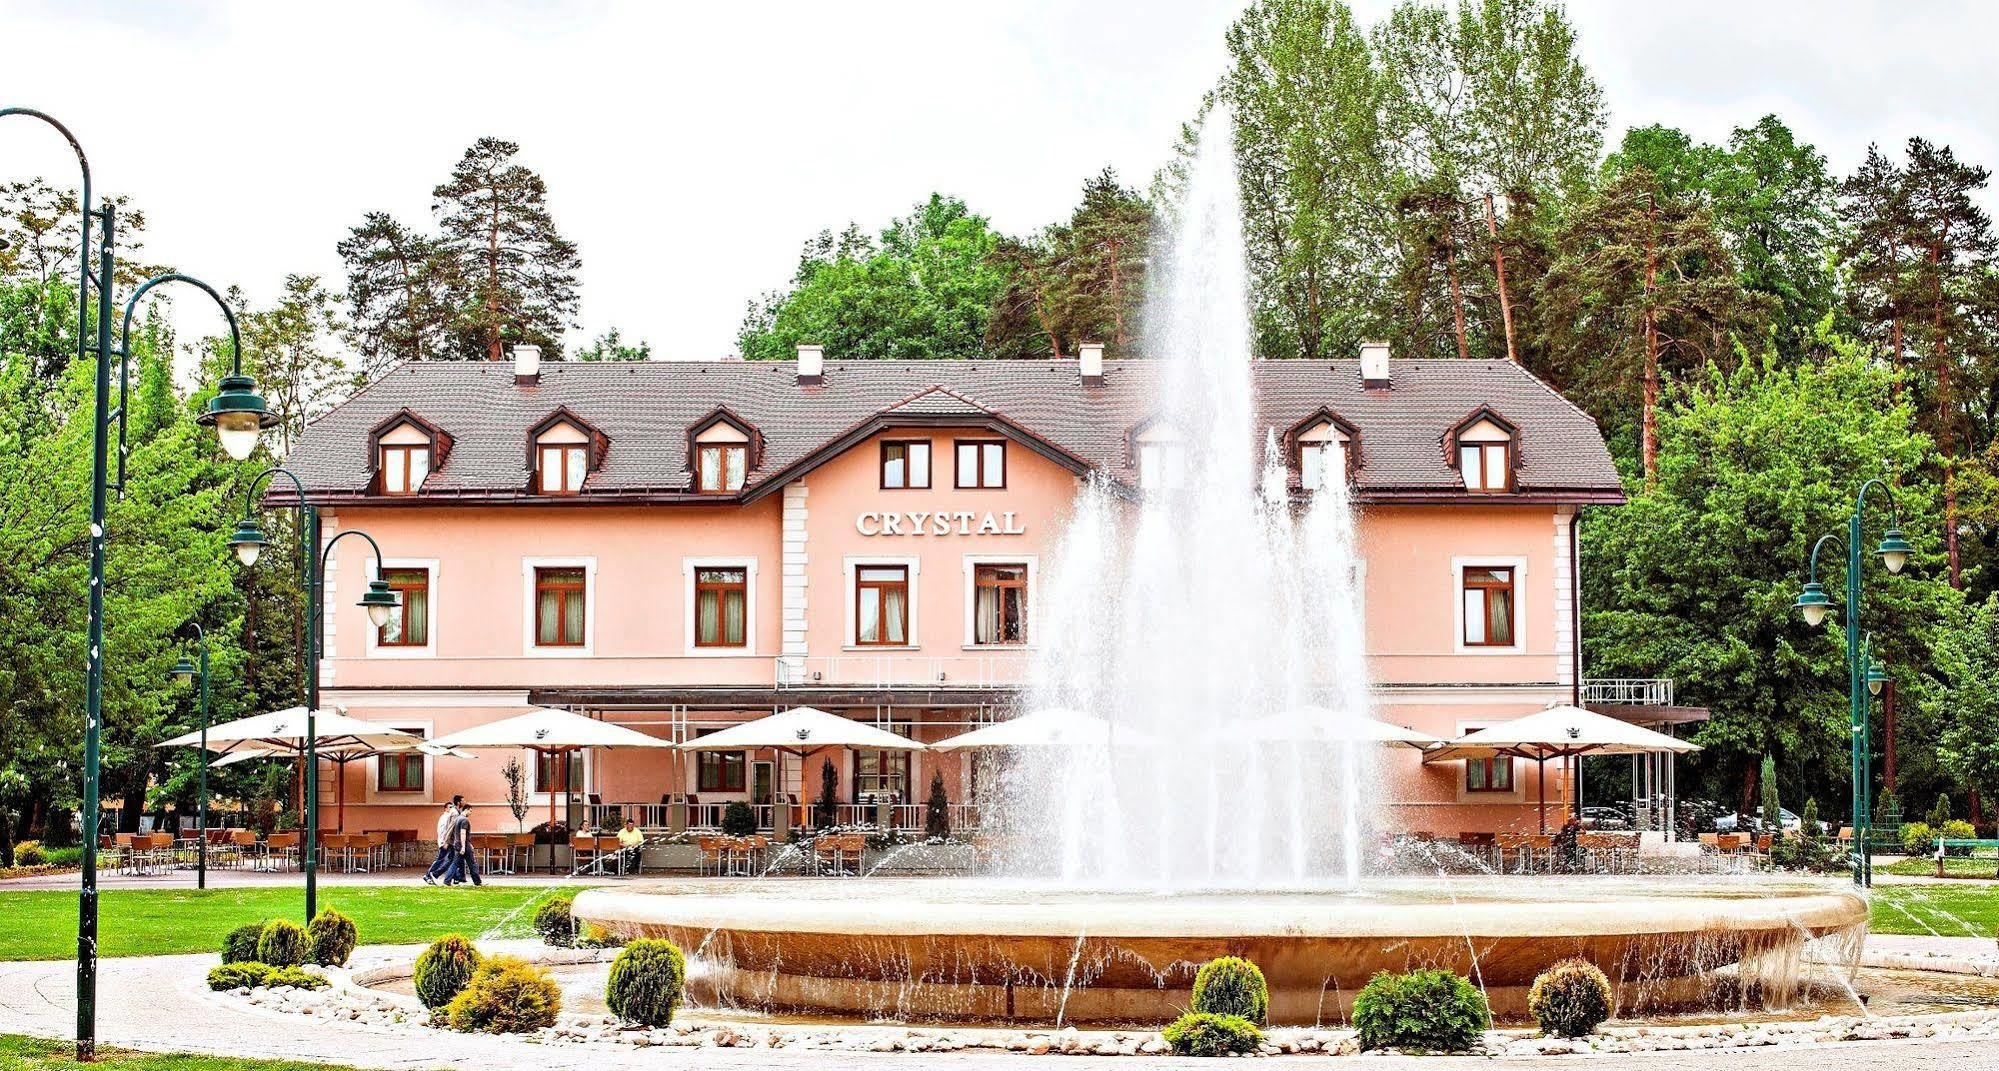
xmin=534 ymin=750 xmax=583 ymax=794
xmin=1301 ymin=440 xmax=1344 ymax=491
xmin=1466 ymin=756 xmax=1514 ymax=793
xmin=538 ymin=443 xmax=587 ymax=494
xmin=856 ymin=565 xmax=909 ymax=646
xmin=534 ymin=567 xmax=587 ymax=647
xmin=697 ymin=750 xmax=746 ymax=793
xmin=694 ymin=567 xmax=748 ymax=648
xmin=881 ymin=440 xmax=931 ymax=489
xmin=1461 ymin=566 xmax=1515 ymax=647
xmin=697 ymin=444 xmax=748 ymax=492
xmin=380 ymin=445 xmax=430 ymax=495
xmin=954 ymin=440 xmax=1005 ymax=489
xmin=853 ymin=749 xmax=910 ymax=800
xmin=1458 ymin=442 xmax=1511 ymax=492
xmin=973 ymin=563 xmax=1028 ymax=645
xmin=1138 ymin=441 xmax=1185 ymax=490
xmin=376 ymin=727 xmax=427 ymax=792
xmin=377 ymin=568 xmax=430 ymax=647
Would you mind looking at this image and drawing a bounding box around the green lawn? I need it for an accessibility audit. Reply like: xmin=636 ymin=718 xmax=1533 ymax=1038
xmin=0 ymin=1035 xmax=365 ymax=1071
xmin=1878 ymin=856 xmax=1999 ymax=879
xmin=1869 ymin=882 xmax=1999 ymax=937
xmin=0 ymin=885 xmax=577 ymax=962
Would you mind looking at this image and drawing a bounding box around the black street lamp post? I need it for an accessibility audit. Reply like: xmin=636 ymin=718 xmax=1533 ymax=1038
xmin=169 ymin=626 xmax=211 ymax=889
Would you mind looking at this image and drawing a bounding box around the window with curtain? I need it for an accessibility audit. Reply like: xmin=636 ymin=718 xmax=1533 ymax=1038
xmin=1457 ymin=440 xmax=1512 ymax=491
xmin=535 ymin=567 xmax=587 ymax=647
xmin=1300 ymin=439 xmax=1345 ymax=491
xmin=881 ymin=440 xmax=931 ymax=489
xmin=538 ymin=443 xmax=587 ymax=494
xmin=1466 ymin=755 xmax=1514 ymax=792
xmin=856 ymin=565 xmax=909 ymax=646
xmin=697 ymin=750 xmax=746 ymax=792
xmin=694 ymin=567 xmax=748 ymax=647
xmin=1461 ymin=566 xmax=1515 ymax=647
xmin=853 ymin=749 xmax=910 ymax=799
xmin=380 ymin=444 xmax=431 ymax=495
xmin=534 ymin=750 xmax=583 ymax=794
xmin=973 ymin=564 xmax=1028 ymax=645
xmin=377 ymin=568 xmax=430 ymax=647
xmin=954 ymin=440 xmax=1005 ymax=488
xmin=697 ymin=444 xmax=748 ymax=492
xmin=1138 ymin=441 xmax=1186 ymax=490
xmin=376 ymin=726 xmax=427 ymax=791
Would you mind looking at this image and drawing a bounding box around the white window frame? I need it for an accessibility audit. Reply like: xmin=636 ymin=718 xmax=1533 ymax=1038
xmin=682 ymin=556 xmax=758 ymax=656
xmin=522 ymin=556 xmax=597 ymax=657
xmin=844 ymin=555 xmax=920 ymax=651
xmin=961 ymin=554 xmax=1037 ymax=649
xmin=363 ymin=718 xmax=433 ymax=803
xmin=1452 ymin=556 xmax=1527 ymax=655
xmin=365 ymin=558 xmax=440 ymax=659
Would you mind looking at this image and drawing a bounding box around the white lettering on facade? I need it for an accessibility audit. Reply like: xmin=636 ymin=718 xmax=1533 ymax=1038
xmin=854 ymin=510 xmax=1028 ymax=537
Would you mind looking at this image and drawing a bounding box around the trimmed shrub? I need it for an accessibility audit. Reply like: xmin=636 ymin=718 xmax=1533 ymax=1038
xmin=1190 ymin=956 xmax=1268 ymax=1024
xmin=265 ymin=966 xmax=328 ymax=991
xmin=207 ymin=962 xmax=274 ymax=991
xmin=307 ymin=908 xmax=358 ymax=967
xmin=413 ymin=935 xmax=483 ymax=1010
xmin=13 ymin=841 xmax=47 ymax=866
xmin=1352 ymin=969 xmax=1489 ymax=1053
xmin=1941 ymin=819 xmax=1978 ymax=856
xmin=256 ymin=918 xmax=308 ymax=967
xmin=605 ymin=939 xmax=687 ymax=1027
xmin=1527 ymin=959 xmax=1614 ymax=1037
xmin=445 ymin=955 xmax=562 ymax=1034
xmin=1899 ymin=821 xmax=1935 ymax=857
xmin=721 ymin=800 xmax=757 ymax=837
xmin=1162 ymin=1012 xmax=1263 ymax=1057
xmin=221 ymin=923 xmax=265 ymax=964
xmin=532 ymin=895 xmax=577 ymax=947
xmin=576 ymin=923 xmax=627 ymax=949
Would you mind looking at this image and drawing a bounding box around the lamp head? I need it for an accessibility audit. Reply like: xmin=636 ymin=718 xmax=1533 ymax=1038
xmin=198 ymin=374 xmax=276 ymax=461
xmin=227 ymin=517 xmax=269 ymax=568
xmin=170 ymin=657 xmax=196 ymax=686
xmin=1794 ymin=581 xmax=1832 ymax=627
xmin=1866 ymin=658 xmax=1889 ymax=697
xmin=360 ymin=578 xmax=400 ymax=628
xmin=1878 ymin=528 xmax=1912 ymax=575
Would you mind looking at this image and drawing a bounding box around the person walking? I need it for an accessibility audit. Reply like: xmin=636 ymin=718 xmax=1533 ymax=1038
xmin=421 ymin=797 xmax=463 ymax=885
xmin=442 ymin=804 xmax=482 ymax=886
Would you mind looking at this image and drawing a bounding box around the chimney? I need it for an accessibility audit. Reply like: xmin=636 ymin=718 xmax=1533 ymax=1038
xmin=1078 ymin=342 xmax=1105 ymax=387
xmin=1359 ymin=341 xmax=1390 ymax=389
xmin=512 ymin=344 xmax=542 ymax=386
xmin=797 ymin=343 xmax=824 ymax=385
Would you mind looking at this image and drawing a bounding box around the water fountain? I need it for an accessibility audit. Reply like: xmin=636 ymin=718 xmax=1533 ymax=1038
xmin=574 ymin=111 xmax=1866 ymax=1025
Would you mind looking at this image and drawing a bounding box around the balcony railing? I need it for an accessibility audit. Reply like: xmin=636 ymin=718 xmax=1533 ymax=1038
xmin=1580 ymin=678 xmax=1674 ymax=706
xmin=774 ymin=653 xmax=1026 ymax=690
xmin=589 ymin=800 xmax=981 ymax=834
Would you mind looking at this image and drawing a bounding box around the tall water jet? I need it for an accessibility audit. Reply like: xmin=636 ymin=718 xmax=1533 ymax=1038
xmin=996 ymin=110 xmax=1377 ymax=889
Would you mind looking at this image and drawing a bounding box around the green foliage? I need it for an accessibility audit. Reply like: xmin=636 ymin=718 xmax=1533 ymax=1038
xmin=816 ymin=758 xmax=838 ymax=829
xmin=1352 ymin=969 xmax=1490 ymax=1053
xmin=987 ymin=169 xmax=1152 ymax=359
xmin=1162 ymin=1012 xmax=1264 ymax=1057
xmin=433 ymin=138 xmax=581 ymax=361
xmin=413 ymin=935 xmax=483 ymax=1010
xmin=575 ymin=923 xmax=626 ymax=950
xmin=1802 ymin=798 xmax=1821 ymax=840
xmin=604 ymin=939 xmax=687 ymax=1027
xmin=1927 ymin=794 xmax=1953 ymax=828
xmin=1759 ymin=754 xmax=1781 ymax=832
xmin=206 ymin=962 xmax=273 ymax=991
xmin=1940 ymin=819 xmax=1978 ymax=854
xmin=532 ymin=895 xmax=576 ymax=947
xmin=1527 ymin=959 xmax=1615 ymax=1037
xmin=11 ymin=841 xmax=45 ymax=866
xmin=445 ymin=955 xmax=562 ymax=1034
xmin=306 ymin=908 xmax=357 ymax=967
xmin=924 ymin=770 xmax=951 ymax=841
xmin=1190 ymin=956 xmax=1268 ymax=1024
xmin=1933 ymin=596 xmax=1999 ymax=807
xmin=1899 ymin=821 xmax=1936 ymax=857
xmin=221 ymin=923 xmax=264 ymax=964
xmin=263 ymin=966 xmax=327 ymax=991
xmin=255 ymin=919 xmax=307 ymax=967
xmin=720 ymin=800 xmax=756 ymax=837
xmin=572 ymin=327 xmax=652 ymax=362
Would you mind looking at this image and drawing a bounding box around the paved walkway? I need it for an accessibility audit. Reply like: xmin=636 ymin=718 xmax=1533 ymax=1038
xmin=0 ymin=866 xmax=608 ymax=892
xmin=0 ymin=952 xmax=1991 ymax=1070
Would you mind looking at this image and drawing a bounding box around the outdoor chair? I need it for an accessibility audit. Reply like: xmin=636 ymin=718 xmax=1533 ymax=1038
xmin=1457 ymin=831 xmax=1497 ymax=868
xmin=570 ymin=832 xmax=603 ymax=874
xmin=264 ymin=831 xmax=300 ymax=871
xmin=695 ymin=834 xmax=725 ymax=876
xmin=815 ymin=832 xmax=867 ymax=876
xmin=230 ymin=829 xmax=259 ymax=869
xmin=362 ymin=830 xmax=390 ymax=869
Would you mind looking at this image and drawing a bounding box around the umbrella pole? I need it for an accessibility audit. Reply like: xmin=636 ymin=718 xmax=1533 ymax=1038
xmin=1537 ymin=755 xmax=1547 ymax=834
xmin=336 ymin=757 xmax=345 ymax=833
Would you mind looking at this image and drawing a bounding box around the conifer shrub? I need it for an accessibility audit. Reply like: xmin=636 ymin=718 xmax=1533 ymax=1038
xmin=721 ymin=800 xmax=757 ymax=837
xmin=1941 ymin=819 xmax=1978 ymax=855
xmin=1527 ymin=958 xmax=1615 ymax=1037
xmin=925 ymin=771 xmax=951 ymax=840
xmin=445 ymin=955 xmax=562 ymax=1034
xmin=1351 ymin=969 xmax=1489 ymax=1053
xmin=413 ymin=934 xmax=483 ymax=1010
xmin=221 ymin=923 xmax=265 ymax=964
xmin=1899 ymin=821 xmax=1936 ymax=857
xmin=264 ymin=966 xmax=328 ymax=991
xmin=1162 ymin=1012 xmax=1263 ymax=1056
xmin=13 ymin=841 xmax=47 ymax=866
xmin=255 ymin=918 xmax=308 ymax=967
xmin=604 ymin=939 xmax=687 ymax=1027
xmin=532 ymin=894 xmax=577 ymax=947
xmin=1190 ymin=956 xmax=1268 ymax=1023
xmin=307 ymin=908 xmax=358 ymax=967
xmin=207 ymin=962 xmax=274 ymax=991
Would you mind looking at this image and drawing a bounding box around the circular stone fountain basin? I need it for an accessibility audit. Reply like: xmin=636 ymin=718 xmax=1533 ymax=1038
xmin=573 ymin=877 xmax=1867 ymax=1024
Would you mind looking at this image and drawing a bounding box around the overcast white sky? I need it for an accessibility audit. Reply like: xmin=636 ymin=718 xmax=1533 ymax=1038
xmin=6 ymin=1 xmax=1999 ymax=364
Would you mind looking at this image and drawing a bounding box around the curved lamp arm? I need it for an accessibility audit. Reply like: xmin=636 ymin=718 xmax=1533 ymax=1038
xmin=1856 ymin=478 xmax=1902 ymax=529
xmin=1804 ymin=533 xmax=1847 ymax=588
xmin=116 ymin=273 xmax=245 ymax=489
xmin=315 ymin=528 xmax=400 ymax=632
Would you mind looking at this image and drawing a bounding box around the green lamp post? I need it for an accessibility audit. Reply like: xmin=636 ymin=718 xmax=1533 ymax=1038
xmin=168 ymin=624 xmax=211 ymax=889
xmin=228 ymin=471 xmax=397 ymax=921
xmin=1797 ymin=481 xmax=1910 ymax=888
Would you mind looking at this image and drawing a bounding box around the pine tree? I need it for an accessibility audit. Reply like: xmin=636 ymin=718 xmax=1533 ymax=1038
xmin=231 ymin=276 xmax=345 ymax=455
xmin=335 ymin=212 xmax=452 ymax=376
xmin=988 ymin=169 xmax=1152 ymax=358
xmin=431 ymin=137 xmax=581 ymax=361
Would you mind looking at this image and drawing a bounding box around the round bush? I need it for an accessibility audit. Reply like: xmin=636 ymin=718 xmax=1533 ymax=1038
xmin=576 ymin=923 xmax=627 ymax=950
xmin=721 ymin=800 xmax=757 ymax=837
xmin=1190 ymin=956 xmax=1268 ymax=1023
xmin=1162 ymin=1012 xmax=1263 ymax=1057
xmin=307 ymin=908 xmax=358 ymax=967
xmin=1352 ymin=969 xmax=1490 ymax=1053
xmin=221 ymin=923 xmax=265 ymax=964
xmin=256 ymin=918 xmax=308 ymax=967
xmin=1899 ymin=821 xmax=1936 ymax=857
xmin=445 ymin=955 xmax=562 ymax=1034
xmin=1941 ymin=819 xmax=1977 ymax=856
xmin=264 ymin=966 xmax=328 ymax=991
xmin=532 ymin=895 xmax=576 ymax=947
xmin=13 ymin=841 xmax=47 ymax=867
xmin=605 ymin=939 xmax=687 ymax=1027
xmin=207 ymin=962 xmax=274 ymax=991
xmin=413 ymin=934 xmax=483 ymax=1010
xmin=1527 ymin=958 xmax=1614 ymax=1037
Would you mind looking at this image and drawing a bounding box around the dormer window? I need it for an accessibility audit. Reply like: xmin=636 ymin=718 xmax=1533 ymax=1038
xmin=691 ymin=419 xmax=751 ymax=493
xmin=381 ymin=444 xmax=431 ymax=495
xmin=369 ymin=411 xmax=448 ymax=496
xmin=528 ymin=409 xmax=604 ymax=496
xmin=1293 ymin=415 xmax=1355 ymax=491
xmin=1135 ymin=423 xmax=1185 ymax=491
xmin=1454 ymin=416 xmax=1515 ymax=493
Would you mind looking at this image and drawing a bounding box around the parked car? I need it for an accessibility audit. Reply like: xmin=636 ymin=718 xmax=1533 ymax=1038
xmin=1715 ymin=809 xmax=1801 ymax=834
xmin=1579 ymin=806 xmax=1632 ymax=831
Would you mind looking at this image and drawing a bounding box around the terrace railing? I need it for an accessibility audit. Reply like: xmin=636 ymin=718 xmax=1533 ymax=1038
xmin=1580 ymin=678 xmax=1674 ymax=706
xmin=588 ymin=800 xmax=981 ymax=835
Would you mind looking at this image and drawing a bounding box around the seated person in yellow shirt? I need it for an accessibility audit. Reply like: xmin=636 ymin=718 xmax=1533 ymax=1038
xmin=615 ymin=817 xmax=645 ymax=874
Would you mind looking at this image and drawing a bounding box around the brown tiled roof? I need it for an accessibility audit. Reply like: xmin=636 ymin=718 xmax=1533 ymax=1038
xmin=279 ymin=358 xmax=1624 ymax=503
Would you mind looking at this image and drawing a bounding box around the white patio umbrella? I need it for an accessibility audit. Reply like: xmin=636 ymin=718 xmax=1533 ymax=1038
xmin=931 ymin=707 xmax=1125 ymax=751
xmin=1238 ymin=706 xmax=1442 ymax=749
xmin=205 ymin=739 xmax=474 ymax=831
xmin=1424 ymin=704 xmax=1700 ymax=832
xmin=159 ymin=708 xmax=422 ymax=831
xmin=681 ymin=707 xmax=925 ymax=829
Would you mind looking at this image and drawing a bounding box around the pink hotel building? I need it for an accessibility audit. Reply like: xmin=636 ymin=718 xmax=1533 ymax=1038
xmin=281 ymin=342 xmax=1700 ymax=837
